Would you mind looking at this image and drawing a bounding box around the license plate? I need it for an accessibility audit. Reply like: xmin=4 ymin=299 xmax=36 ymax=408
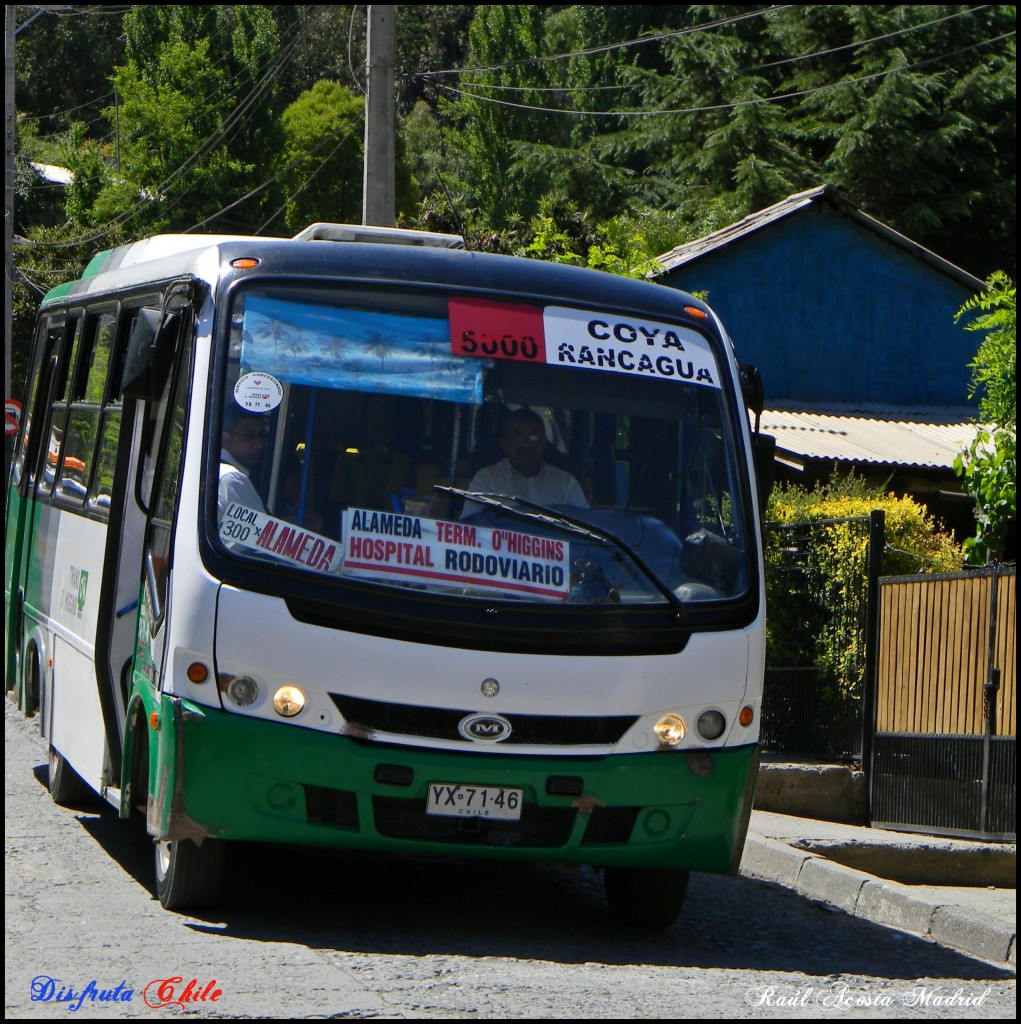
xmin=426 ymin=783 xmax=523 ymax=820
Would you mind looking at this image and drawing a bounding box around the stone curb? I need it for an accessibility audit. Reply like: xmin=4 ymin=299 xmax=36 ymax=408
xmin=740 ymin=835 xmax=1016 ymax=968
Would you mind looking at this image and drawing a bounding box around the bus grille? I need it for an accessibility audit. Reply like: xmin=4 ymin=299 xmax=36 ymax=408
xmin=303 ymin=785 xmax=359 ymax=828
xmin=330 ymin=693 xmax=637 ymax=746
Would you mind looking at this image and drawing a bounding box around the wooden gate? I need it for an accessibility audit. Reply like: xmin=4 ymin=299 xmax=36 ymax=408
xmin=871 ymin=564 xmax=1015 ymax=838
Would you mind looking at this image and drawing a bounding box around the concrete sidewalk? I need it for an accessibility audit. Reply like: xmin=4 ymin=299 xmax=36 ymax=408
xmin=741 ymin=808 xmax=1016 ymax=969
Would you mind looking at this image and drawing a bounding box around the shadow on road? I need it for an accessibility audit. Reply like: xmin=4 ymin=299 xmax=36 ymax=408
xmin=33 ymin=765 xmax=1013 ymax=984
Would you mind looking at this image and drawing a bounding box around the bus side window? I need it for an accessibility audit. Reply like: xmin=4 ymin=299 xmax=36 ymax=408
xmin=88 ymin=410 xmax=121 ymax=511
xmin=12 ymin=318 xmax=61 ymax=492
xmin=147 ymin=400 xmax=186 ymax=627
xmin=35 ymin=315 xmax=84 ymax=500
xmin=57 ymin=312 xmax=118 ymax=508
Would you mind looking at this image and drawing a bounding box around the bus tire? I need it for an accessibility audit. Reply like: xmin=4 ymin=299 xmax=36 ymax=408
xmin=25 ymin=642 xmax=41 ymax=716
xmin=604 ymin=866 xmax=689 ymax=930
xmin=48 ymin=745 xmax=92 ymax=806
xmin=154 ymin=838 xmax=225 ymax=911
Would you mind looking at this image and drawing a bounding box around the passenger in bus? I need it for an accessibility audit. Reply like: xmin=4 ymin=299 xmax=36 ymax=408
xmin=219 ymin=408 xmax=269 ymax=517
xmin=462 ymin=407 xmax=587 ymax=516
xmin=282 ymin=457 xmax=325 ymax=533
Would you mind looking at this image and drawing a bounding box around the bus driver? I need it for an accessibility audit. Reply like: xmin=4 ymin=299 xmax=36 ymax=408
xmin=463 ymin=407 xmax=587 ymax=515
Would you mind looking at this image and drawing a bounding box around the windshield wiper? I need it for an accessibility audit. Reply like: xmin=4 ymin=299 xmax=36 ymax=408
xmin=436 ymin=486 xmax=686 ymax=621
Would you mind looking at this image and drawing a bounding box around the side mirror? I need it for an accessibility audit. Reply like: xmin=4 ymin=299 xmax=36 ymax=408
xmin=120 ymin=308 xmax=182 ymax=400
xmin=737 ymin=361 xmax=774 ymax=512
xmin=738 ymin=361 xmax=764 ymax=428
xmin=753 ymin=432 xmax=776 ymax=514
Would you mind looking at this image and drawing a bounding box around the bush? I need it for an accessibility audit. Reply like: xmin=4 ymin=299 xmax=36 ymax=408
xmin=953 ymin=271 xmax=1016 ymax=564
xmin=764 ymin=475 xmax=964 ymax=698
xmin=766 ymin=475 xmax=965 ymax=576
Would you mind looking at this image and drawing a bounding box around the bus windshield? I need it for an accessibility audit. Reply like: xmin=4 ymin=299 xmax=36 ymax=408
xmin=212 ymin=284 xmax=752 ymax=606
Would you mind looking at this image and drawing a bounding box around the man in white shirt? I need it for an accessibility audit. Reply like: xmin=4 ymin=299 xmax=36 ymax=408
xmin=219 ymin=408 xmax=268 ymax=517
xmin=463 ymin=407 xmax=587 ymax=515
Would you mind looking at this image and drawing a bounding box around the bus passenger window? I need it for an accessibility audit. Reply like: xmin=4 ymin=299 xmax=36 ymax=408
xmin=56 ymin=313 xmax=117 ymax=507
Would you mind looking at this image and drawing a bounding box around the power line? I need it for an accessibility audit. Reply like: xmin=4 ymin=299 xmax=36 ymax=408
xmin=23 ymin=6 xmax=330 ymax=249
xmin=441 ymin=4 xmax=995 ymax=95
xmin=42 ymin=7 xmax=134 ymax=17
xmin=747 ymin=5 xmax=993 ymax=72
xmin=252 ymin=127 xmax=362 ymax=236
xmin=187 ymin=121 xmax=360 ymax=234
xmin=428 ymin=29 xmax=1016 ymax=119
xmin=419 ymin=6 xmax=796 ymax=78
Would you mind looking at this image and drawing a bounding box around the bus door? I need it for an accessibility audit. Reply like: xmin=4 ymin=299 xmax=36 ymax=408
xmin=100 ymin=287 xmax=195 ymax=795
xmin=6 ymin=316 xmax=67 ymax=705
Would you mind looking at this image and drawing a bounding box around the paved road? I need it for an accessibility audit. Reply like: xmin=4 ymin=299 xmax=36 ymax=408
xmin=5 ymin=699 xmax=1015 ymax=1019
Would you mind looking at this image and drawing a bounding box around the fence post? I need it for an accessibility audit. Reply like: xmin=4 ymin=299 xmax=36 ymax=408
xmin=980 ymin=563 xmax=1002 ymax=836
xmin=861 ymin=509 xmax=885 ymax=824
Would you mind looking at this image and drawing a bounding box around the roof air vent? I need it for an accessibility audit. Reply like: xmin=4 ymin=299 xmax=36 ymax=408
xmin=292 ymin=223 xmax=465 ymax=249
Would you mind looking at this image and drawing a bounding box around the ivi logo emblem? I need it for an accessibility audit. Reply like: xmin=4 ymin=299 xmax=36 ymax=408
xmin=458 ymin=713 xmax=513 ymax=743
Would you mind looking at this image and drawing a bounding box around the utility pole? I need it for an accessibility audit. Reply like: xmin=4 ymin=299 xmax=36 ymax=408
xmin=361 ymin=5 xmax=396 ymax=228
xmin=5 ymin=4 xmax=16 ymax=421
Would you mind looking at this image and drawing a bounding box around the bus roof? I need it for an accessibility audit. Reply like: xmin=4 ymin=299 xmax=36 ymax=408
xmin=38 ymin=223 xmax=714 ymax=330
xmin=42 ymin=224 xmax=466 ymax=308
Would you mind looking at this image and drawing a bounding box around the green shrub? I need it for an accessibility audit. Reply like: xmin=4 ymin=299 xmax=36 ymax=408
xmin=764 ymin=475 xmax=964 ymax=697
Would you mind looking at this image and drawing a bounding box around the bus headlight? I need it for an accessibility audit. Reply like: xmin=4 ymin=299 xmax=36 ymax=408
xmin=227 ymin=675 xmax=259 ymax=706
xmin=273 ymin=685 xmax=306 ymax=718
xmin=696 ymin=709 xmax=727 ymax=740
xmin=653 ymin=713 xmax=687 ymax=746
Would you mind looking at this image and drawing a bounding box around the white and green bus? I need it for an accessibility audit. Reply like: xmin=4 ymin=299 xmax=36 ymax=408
xmin=5 ymin=223 xmax=770 ymax=926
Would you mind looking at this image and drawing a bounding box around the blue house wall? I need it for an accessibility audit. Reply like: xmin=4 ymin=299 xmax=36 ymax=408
xmin=658 ymin=203 xmax=980 ymax=407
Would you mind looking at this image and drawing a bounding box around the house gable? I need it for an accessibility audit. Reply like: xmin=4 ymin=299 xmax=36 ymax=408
xmin=655 ymin=189 xmax=984 ymax=407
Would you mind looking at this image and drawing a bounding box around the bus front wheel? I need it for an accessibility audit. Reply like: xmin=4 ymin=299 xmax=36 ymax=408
xmin=154 ymin=838 xmax=224 ymax=911
xmin=604 ymin=866 xmax=689 ymax=929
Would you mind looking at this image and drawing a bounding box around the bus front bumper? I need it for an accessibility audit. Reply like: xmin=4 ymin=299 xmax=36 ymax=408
xmin=153 ymin=695 xmax=758 ymax=875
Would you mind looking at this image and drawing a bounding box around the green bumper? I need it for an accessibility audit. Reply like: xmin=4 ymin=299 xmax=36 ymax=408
xmin=152 ymin=694 xmax=758 ymax=875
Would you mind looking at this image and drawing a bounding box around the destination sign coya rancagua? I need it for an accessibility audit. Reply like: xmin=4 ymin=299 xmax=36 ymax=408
xmin=449 ymin=298 xmax=720 ymax=389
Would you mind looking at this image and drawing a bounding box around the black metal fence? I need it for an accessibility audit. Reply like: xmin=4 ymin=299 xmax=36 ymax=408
xmin=870 ymin=734 xmax=1015 ymax=838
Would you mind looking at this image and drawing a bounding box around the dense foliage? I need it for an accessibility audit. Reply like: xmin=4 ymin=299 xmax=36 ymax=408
xmin=763 ymin=475 xmax=964 ymax=698
xmin=953 ymin=272 xmax=1017 ymax=564
xmin=766 ymin=475 xmax=965 ymax=574
xmin=430 ymin=5 xmax=1015 ymax=273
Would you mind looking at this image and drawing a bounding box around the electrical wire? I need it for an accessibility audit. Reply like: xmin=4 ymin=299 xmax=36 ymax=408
xmin=747 ymin=4 xmax=993 ymax=72
xmin=429 ymin=29 xmax=1016 ymax=119
xmin=419 ymin=6 xmax=796 ymax=77
xmin=252 ymin=128 xmax=362 ymax=235
xmin=16 ymin=5 xmax=1015 ymax=254
xmin=439 ymin=4 xmax=995 ymax=95
xmin=24 ymin=6 xmax=330 ymax=249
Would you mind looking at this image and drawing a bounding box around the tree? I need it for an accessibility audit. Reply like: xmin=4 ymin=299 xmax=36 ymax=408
xmin=442 ymin=6 xmax=555 ymax=229
xmin=95 ymin=5 xmax=284 ymax=234
xmin=277 ymin=81 xmax=365 ymax=233
xmin=953 ymin=272 xmax=1017 ymax=564
xmin=14 ymin=8 xmax=125 ymax=139
xmin=515 ymin=4 xmax=1016 ymax=274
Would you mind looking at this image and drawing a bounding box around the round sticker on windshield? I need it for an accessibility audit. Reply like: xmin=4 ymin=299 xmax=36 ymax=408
xmin=234 ymin=372 xmax=283 ymax=412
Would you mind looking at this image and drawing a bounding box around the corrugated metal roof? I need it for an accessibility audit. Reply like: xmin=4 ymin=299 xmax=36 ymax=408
xmin=654 ymin=184 xmax=984 ymax=291
xmin=760 ymin=405 xmax=985 ymax=470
